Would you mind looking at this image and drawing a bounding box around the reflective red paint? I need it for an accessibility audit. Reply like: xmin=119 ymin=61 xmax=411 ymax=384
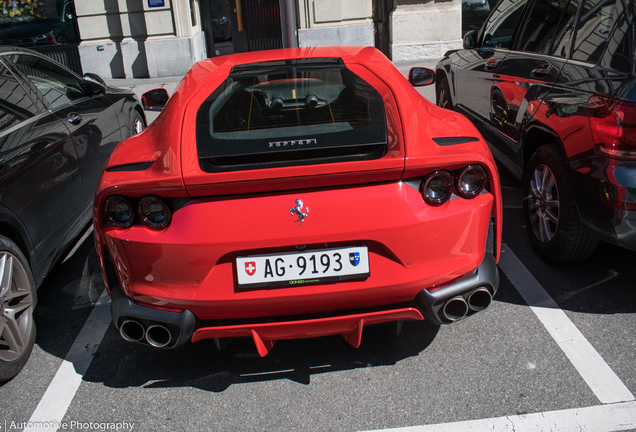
xmin=94 ymin=47 xmax=502 ymax=354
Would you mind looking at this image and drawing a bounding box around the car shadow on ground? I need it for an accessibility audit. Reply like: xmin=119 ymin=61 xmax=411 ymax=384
xmin=32 ymin=218 xmax=636 ymax=392
xmin=81 ymin=318 xmax=440 ymax=392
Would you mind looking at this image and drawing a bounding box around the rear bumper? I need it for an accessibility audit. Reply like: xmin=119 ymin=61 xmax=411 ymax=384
xmin=110 ymin=284 xmax=196 ymax=349
xmin=99 ymin=181 xmax=498 ymax=320
xmin=110 ymin=254 xmax=498 ymax=355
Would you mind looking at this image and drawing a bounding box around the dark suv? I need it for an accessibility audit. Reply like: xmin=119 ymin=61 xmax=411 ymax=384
xmin=435 ymin=0 xmax=635 ymax=262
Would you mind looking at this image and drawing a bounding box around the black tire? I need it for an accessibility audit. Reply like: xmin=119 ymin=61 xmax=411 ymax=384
xmin=0 ymin=235 xmax=36 ymax=382
xmin=523 ymin=144 xmax=598 ymax=262
xmin=436 ymin=77 xmax=452 ymax=110
xmin=132 ymin=110 xmax=145 ymax=135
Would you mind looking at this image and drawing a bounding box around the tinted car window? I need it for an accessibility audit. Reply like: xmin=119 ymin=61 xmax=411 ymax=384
xmin=9 ymin=54 xmax=85 ymax=109
xmin=550 ymin=0 xmax=582 ymax=57
xmin=0 ymin=61 xmax=37 ymax=134
xmin=572 ymin=0 xmax=634 ymax=73
xmin=482 ymin=0 xmax=528 ymax=48
xmin=516 ymin=0 xmax=572 ymax=54
xmin=196 ymin=59 xmax=387 ymax=172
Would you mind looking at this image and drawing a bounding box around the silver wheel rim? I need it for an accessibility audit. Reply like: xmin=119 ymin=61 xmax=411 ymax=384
xmin=528 ymin=164 xmax=560 ymax=243
xmin=0 ymin=252 xmax=34 ymax=362
xmin=134 ymin=118 xmax=144 ymax=134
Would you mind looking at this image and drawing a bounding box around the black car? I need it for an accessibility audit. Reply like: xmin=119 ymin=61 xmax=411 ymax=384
xmin=0 ymin=47 xmax=145 ymax=381
xmin=435 ymin=0 xmax=635 ymax=262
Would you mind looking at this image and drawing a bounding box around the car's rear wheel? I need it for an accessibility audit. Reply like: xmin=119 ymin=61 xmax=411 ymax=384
xmin=436 ymin=77 xmax=452 ymax=110
xmin=132 ymin=111 xmax=145 ymax=135
xmin=0 ymin=235 xmax=36 ymax=382
xmin=523 ymin=144 xmax=598 ymax=262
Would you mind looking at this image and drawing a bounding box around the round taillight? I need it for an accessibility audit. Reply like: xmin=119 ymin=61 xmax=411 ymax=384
xmin=138 ymin=196 xmax=171 ymax=230
xmin=456 ymin=165 xmax=487 ymax=198
xmin=104 ymin=196 xmax=134 ymax=228
xmin=422 ymin=170 xmax=453 ymax=206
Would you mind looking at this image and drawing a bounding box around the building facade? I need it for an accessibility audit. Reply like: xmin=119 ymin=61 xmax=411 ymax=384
xmin=73 ymin=0 xmax=462 ymax=79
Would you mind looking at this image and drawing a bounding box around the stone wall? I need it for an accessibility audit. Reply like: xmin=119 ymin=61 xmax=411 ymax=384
xmin=297 ymin=0 xmax=375 ymax=48
xmin=76 ymin=0 xmax=207 ymax=79
xmin=390 ymin=0 xmax=462 ymax=61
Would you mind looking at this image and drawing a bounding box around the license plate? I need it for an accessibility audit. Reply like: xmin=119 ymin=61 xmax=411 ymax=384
xmin=236 ymin=246 xmax=370 ymax=288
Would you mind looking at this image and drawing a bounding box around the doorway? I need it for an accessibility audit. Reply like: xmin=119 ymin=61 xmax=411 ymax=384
xmin=201 ymin=0 xmax=283 ymax=57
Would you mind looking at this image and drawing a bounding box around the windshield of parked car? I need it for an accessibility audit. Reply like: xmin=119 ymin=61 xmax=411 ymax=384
xmin=196 ymin=58 xmax=387 ymax=172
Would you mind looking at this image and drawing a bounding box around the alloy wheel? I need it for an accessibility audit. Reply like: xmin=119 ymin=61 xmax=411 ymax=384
xmin=0 ymin=252 xmax=35 ymax=363
xmin=134 ymin=117 xmax=144 ymax=134
xmin=438 ymin=85 xmax=451 ymax=109
xmin=437 ymin=80 xmax=453 ymax=109
xmin=528 ymin=164 xmax=560 ymax=243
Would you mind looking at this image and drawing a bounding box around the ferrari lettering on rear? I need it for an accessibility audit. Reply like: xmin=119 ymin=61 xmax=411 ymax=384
xmin=268 ymin=139 xmax=317 ymax=148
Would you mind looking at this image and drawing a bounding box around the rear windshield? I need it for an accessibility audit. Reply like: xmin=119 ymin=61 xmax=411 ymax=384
xmin=195 ymin=58 xmax=387 ymax=172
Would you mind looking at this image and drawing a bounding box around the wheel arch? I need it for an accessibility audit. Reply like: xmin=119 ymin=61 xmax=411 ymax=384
xmin=522 ymin=124 xmax=568 ymax=171
xmin=133 ymin=103 xmax=146 ymax=128
xmin=0 ymin=223 xmax=29 ymax=264
xmin=435 ymin=59 xmax=455 ymax=107
xmin=0 ymin=206 xmax=38 ymax=284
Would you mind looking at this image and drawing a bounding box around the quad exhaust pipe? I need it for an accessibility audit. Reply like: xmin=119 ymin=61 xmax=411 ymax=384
xmin=120 ymin=320 xmax=145 ymax=342
xmin=146 ymin=324 xmax=172 ymax=348
xmin=443 ymin=296 xmax=469 ymax=321
xmin=441 ymin=287 xmax=493 ymax=322
xmin=468 ymin=287 xmax=492 ymax=311
xmin=119 ymin=319 xmax=173 ymax=348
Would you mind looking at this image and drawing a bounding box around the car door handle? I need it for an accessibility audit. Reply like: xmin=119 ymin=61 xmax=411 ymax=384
xmin=67 ymin=112 xmax=82 ymax=125
xmin=530 ymin=63 xmax=553 ymax=78
xmin=484 ymin=59 xmax=499 ymax=71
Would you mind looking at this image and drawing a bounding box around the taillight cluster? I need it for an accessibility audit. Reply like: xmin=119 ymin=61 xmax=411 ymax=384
xmin=103 ymin=196 xmax=172 ymax=230
xmin=421 ymin=165 xmax=487 ymax=206
xmin=588 ymin=95 xmax=636 ymax=161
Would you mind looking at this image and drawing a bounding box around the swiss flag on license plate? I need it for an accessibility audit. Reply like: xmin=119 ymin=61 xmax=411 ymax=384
xmin=245 ymin=261 xmax=256 ymax=276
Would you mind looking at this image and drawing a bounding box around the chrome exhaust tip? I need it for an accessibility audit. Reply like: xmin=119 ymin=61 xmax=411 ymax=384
xmin=146 ymin=324 xmax=172 ymax=348
xmin=120 ymin=320 xmax=145 ymax=342
xmin=443 ymin=296 xmax=469 ymax=322
xmin=468 ymin=287 xmax=492 ymax=311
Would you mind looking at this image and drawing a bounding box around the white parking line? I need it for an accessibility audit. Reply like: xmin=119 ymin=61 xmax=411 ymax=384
xmin=499 ymin=243 xmax=635 ymax=404
xmin=359 ymin=401 xmax=636 ymax=432
xmin=61 ymin=225 xmax=94 ymax=264
xmin=23 ymin=289 xmax=111 ymax=432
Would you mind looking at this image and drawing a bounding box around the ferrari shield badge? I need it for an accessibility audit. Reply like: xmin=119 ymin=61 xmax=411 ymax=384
xmin=245 ymin=261 xmax=256 ymax=276
xmin=349 ymin=252 xmax=360 ymax=267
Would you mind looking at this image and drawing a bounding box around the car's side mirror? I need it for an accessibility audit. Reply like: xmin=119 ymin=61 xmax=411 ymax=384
xmin=408 ymin=67 xmax=435 ymax=87
xmin=142 ymin=88 xmax=170 ymax=111
xmin=82 ymin=73 xmax=106 ymax=95
xmin=463 ymin=30 xmax=477 ymax=49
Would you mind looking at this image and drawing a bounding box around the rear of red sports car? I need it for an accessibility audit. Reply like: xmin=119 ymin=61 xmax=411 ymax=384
xmin=94 ymin=47 xmax=502 ymax=356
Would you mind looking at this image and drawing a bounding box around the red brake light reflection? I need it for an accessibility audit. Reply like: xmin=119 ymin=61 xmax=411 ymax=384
xmin=588 ymin=95 xmax=636 ymax=160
